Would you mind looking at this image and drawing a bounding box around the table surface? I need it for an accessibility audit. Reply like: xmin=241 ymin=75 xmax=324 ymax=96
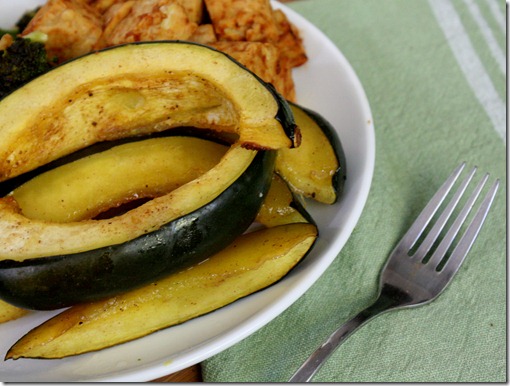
xmin=151 ymin=365 xmax=202 ymax=382
xmin=149 ymin=0 xmax=295 ymax=382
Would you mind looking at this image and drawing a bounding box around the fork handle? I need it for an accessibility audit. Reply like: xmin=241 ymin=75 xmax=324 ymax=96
xmin=288 ymin=297 xmax=393 ymax=382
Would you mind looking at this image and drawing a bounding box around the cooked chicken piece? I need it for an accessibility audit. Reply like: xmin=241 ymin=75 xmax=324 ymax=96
xmin=22 ymin=0 xmax=103 ymax=62
xmin=272 ymin=9 xmax=307 ymax=68
xmin=210 ymin=41 xmax=295 ymax=101
xmin=93 ymin=0 xmax=203 ymax=21
xmin=0 ymin=34 xmax=13 ymax=51
xmin=86 ymin=0 xmax=123 ymax=13
xmin=204 ymin=0 xmax=280 ymax=42
xmin=101 ymin=0 xmax=198 ymax=47
xmin=17 ymin=0 xmax=303 ymax=99
xmin=174 ymin=0 xmax=203 ymax=24
xmin=188 ymin=24 xmax=217 ymax=45
xmin=204 ymin=0 xmax=306 ymax=68
xmin=101 ymin=1 xmax=133 ymax=40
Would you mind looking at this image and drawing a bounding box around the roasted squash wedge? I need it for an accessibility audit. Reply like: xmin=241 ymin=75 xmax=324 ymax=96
xmin=0 ymin=300 xmax=28 ymax=324
xmin=0 ymin=148 xmax=275 ymax=310
xmin=256 ymin=173 xmax=313 ymax=227
xmin=6 ymin=223 xmax=317 ymax=360
xmin=0 ymin=41 xmax=297 ymax=183
xmin=276 ymin=103 xmax=346 ymax=204
xmin=11 ymin=136 xmax=228 ymax=222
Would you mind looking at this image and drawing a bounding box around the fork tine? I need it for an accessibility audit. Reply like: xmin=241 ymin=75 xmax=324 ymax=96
xmin=438 ymin=178 xmax=499 ymax=278
xmin=411 ymin=167 xmax=477 ymax=261
xmin=396 ymin=162 xmax=465 ymax=253
xmin=426 ymin=172 xmax=489 ymax=269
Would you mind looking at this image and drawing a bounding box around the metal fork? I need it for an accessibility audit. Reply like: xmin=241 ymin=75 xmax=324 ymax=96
xmin=289 ymin=163 xmax=499 ymax=382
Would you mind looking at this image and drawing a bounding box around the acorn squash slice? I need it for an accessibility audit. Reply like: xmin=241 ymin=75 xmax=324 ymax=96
xmin=0 ymin=300 xmax=28 ymax=324
xmin=276 ymin=103 xmax=346 ymax=204
xmin=0 ymin=147 xmax=275 ymax=310
xmin=256 ymin=173 xmax=313 ymax=227
xmin=6 ymin=223 xmax=317 ymax=360
xmin=0 ymin=41 xmax=297 ymax=183
xmin=11 ymin=136 xmax=228 ymax=223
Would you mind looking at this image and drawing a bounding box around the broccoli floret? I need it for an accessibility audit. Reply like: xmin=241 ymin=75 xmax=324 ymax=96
xmin=0 ymin=34 xmax=55 ymax=99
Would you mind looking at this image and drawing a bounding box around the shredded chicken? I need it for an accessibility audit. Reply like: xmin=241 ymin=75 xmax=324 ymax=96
xmin=272 ymin=9 xmax=307 ymax=68
xmin=204 ymin=0 xmax=280 ymax=42
xmin=0 ymin=34 xmax=14 ymax=51
xmin=19 ymin=0 xmax=307 ymax=98
xmin=101 ymin=0 xmax=198 ymax=46
xmin=210 ymin=41 xmax=295 ymax=101
xmin=22 ymin=0 xmax=103 ymax=63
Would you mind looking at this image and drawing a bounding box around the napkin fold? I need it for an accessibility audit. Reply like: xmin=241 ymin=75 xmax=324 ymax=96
xmin=202 ymin=0 xmax=506 ymax=382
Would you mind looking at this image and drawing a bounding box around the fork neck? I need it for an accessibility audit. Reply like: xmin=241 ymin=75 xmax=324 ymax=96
xmin=361 ymin=284 xmax=413 ymax=318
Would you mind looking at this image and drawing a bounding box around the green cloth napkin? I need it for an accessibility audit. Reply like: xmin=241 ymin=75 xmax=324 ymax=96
xmin=202 ymin=0 xmax=506 ymax=382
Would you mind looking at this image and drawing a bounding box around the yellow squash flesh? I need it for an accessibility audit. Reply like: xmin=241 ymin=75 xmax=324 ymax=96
xmin=276 ymin=104 xmax=339 ymax=204
xmin=0 ymin=301 xmax=29 ymax=324
xmin=11 ymin=137 xmax=228 ymax=222
xmin=6 ymin=223 xmax=317 ymax=360
xmin=256 ymin=174 xmax=310 ymax=227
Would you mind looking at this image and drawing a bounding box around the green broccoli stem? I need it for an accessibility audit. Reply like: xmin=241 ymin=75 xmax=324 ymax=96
xmin=23 ymin=31 xmax=48 ymax=44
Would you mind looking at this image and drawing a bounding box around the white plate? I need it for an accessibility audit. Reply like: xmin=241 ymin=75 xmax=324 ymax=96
xmin=0 ymin=1 xmax=375 ymax=381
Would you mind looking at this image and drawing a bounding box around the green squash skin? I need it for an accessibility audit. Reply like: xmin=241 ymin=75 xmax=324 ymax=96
xmin=290 ymin=102 xmax=347 ymax=203
xmin=0 ymin=150 xmax=276 ymax=310
xmin=289 ymin=192 xmax=317 ymax=227
xmin=266 ymin=82 xmax=298 ymax=148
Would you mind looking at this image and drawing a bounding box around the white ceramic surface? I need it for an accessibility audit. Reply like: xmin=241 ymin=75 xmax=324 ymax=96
xmin=0 ymin=1 xmax=375 ymax=381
